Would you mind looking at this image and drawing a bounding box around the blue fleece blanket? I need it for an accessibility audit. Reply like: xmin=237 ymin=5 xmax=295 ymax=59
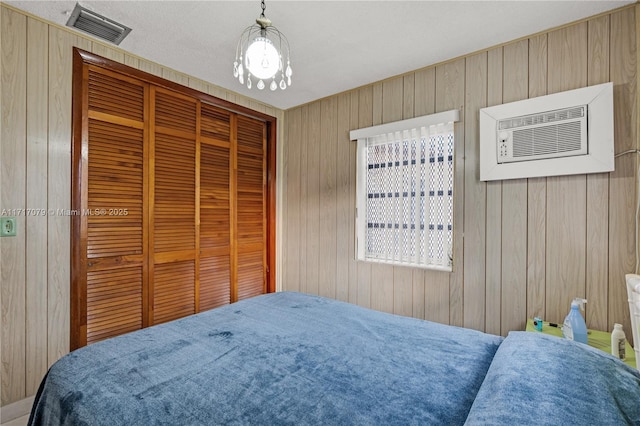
xmin=29 ymin=292 xmax=502 ymax=425
xmin=465 ymin=331 xmax=640 ymax=425
xmin=28 ymin=292 xmax=640 ymax=425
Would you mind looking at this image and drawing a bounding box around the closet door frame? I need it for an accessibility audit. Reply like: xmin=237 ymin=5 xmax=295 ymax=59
xmin=71 ymin=48 xmax=277 ymax=350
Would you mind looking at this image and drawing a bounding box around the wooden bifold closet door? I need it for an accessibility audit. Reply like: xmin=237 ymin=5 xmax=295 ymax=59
xmin=71 ymin=50 xmax=274 ymax=349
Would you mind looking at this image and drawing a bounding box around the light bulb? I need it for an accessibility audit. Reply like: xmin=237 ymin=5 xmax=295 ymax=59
xmin=245 ymin=37 xmax=279 ymax=80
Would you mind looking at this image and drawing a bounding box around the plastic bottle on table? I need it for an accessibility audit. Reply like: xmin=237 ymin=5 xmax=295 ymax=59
xmin=611 ymin=323 xmax=626 ymax=360
xmin=562 ymin=298 xmax=588 ymax=345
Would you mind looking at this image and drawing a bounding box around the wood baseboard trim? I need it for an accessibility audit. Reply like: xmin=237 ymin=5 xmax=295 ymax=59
xmin=1 ymin=396 xmax=34 ymax=424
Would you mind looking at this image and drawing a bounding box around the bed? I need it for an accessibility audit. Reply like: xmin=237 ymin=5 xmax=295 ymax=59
xmin=29 ymin=292 xmax=640 ymax=425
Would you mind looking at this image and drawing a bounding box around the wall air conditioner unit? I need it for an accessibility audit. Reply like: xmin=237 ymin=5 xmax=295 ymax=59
xmin=479 ymin=82 xmax=614 ymax=181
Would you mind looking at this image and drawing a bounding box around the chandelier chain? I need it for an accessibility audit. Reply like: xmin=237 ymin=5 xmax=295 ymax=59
xmin=260 ymin=0 xmax=266 ymax=18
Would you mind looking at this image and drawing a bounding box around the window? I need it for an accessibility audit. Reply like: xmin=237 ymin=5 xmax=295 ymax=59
xmin=350 ymin=110 xmax=459 ymax=271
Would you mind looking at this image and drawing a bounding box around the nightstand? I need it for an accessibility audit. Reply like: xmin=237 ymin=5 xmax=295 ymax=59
xmin=525 ymin=318 xmax=636 ymax=369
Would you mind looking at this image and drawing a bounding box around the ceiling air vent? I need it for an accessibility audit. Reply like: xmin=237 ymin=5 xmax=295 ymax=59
xmin=66 ymin=4 xmax=131 ymax=45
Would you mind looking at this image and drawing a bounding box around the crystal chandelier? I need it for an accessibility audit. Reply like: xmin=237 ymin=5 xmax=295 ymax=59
xmin=233 ymin=0 xmax=292 ymax=91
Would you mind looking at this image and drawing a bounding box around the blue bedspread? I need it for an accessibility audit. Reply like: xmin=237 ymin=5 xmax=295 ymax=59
xmin=29 ymin=292 xmax=502 ymax=425
xmin=29 ymin=292 xmax=640 ymax=425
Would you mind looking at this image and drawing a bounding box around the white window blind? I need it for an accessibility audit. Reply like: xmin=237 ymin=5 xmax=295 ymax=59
xmin=351 ymin=110 xmax=459 ymax=271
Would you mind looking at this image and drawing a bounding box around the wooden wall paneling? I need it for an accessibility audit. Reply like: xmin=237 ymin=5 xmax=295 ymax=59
xmin=485 ymin=47 xmax=504 ymax=335
xmin=298 ymin=105 xmax=309 ymax=294
xmin=305 ymin=102 xmax=321 ymax=296
xmin=249 ymin=101 xmax=266 ymax=114
xmin=161 ymin=67 xmax=188 ymax=86
xmin=137 ymin=60 xmax=162 ymax=79
xmin=463 ymin=52 xmax=488 ymax=332
xmin=25 ymin=16 xmax=49 ymax=396
xmin=225 ymin=93 xmax=238 ymax=105
xmin=393 ymin=268 xmax=413 ymax=317
xmin=609 ymin=8 xmax=637 ymax=333
xmin=348 ymin=91 xmax=360 ymax=304
xmin=436 ymin=59 xmax=465 ymax=327
xmin=336 ymin=93 xmax=351 ymax=302
xmin=1 ymin=6 xmax=26 ymax=405
xmin=371 ymin=265 xmax=394 ymax=314
xmin=207 ymin=84 xmax=228 ymax=102
xmin=500 ymin=40 xmax=529 ymax=335
xmin=91 ymin=43 xmax=124 ymax=63
xmin=319 ymin=97 xmax=338 ymax=299
xmin=414 ymin=68 xmax=436 ymax=117
xmin=414 ymin=67 xmax=436 ymax=320
xmin=526 ymin=34 xmax=548 ymax=321
xmin=48 ymin=28 xmax=91 ymax=366
xmin=283 ymin=107 xmax=302 ymax=292
xmin=188 ymin=78 xmax=208 ymax=93
xmin=585 ymin=15 xmax=611 ymax=331
xmin=403 ymin=74 xmax=415 ymax=120
xmin=233 ymin=94 xmax=251 ymax=110
xmin=356 ymin=87 xmax=373 ymax=308
xmin=546 ymin=23 xmax=588 ymax=323
xmin=123 ymin=54 xmax=139 ymax=69
xmin=423 ymin=272 xmax=450 ymax=324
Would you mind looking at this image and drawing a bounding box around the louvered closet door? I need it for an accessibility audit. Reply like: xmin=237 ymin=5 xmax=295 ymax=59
xmin=150 ymin=88 xmax=198 ymax=324
xmin=199 ymin=104 xmax=232 ymax=309
xmin=236 ymin=116 xmax=267 ymax=300
xmin=73 ymin=50 xmax=274 ymax=349
xmin=84 ymin=66 xmax=148 ymax=345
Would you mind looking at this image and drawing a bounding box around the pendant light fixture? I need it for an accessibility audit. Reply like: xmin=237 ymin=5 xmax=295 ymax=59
xmin=233 ymin=0 xmax=292 ymax=91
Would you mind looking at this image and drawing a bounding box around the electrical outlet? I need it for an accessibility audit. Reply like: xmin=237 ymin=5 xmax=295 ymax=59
xmin=0 ymin=217 xmax=17 ymax=237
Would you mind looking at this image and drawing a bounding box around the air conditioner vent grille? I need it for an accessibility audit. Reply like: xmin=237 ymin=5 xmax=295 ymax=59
xmin=66 ymin=4 xmax=131 ymax=45
xmin=498 ymin=106 xmax=585 ymax=130
xmin=512 ymin=121 xmax=583 ymax=158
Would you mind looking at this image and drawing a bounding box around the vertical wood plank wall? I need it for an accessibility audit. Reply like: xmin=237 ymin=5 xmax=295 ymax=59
xmin=1 ymin=2 xmax=639 ymax=409
xmin=0 ymin=4 xmax=284 ymax=406
xmin=282 ymin=6 xmax=638 ymax=342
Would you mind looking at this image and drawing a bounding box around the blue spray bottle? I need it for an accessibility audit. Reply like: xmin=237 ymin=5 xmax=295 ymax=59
xmin=562 ymin=298 xmax=588 ymax=344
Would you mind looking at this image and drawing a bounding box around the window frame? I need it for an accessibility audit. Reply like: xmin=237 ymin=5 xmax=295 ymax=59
xmin=350 ymin=109 xmax=460 ymax=272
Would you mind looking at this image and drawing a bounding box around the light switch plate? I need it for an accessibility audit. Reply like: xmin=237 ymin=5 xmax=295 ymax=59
xmin=0 ymin=217 xmax=17 ymax=237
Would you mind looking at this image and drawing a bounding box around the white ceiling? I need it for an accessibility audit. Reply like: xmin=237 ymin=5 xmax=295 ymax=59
xmin=6 ymin=0 xmax=634 ymax=110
